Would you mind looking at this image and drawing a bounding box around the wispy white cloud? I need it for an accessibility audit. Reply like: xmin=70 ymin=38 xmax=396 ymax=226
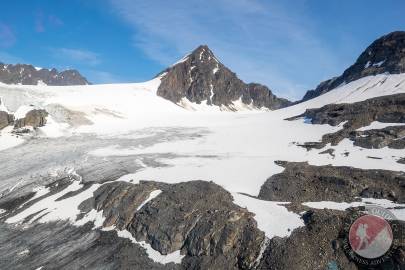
xmin=35 ymin=10 xmax=45 ymax=33
xmin=108 ymin=0 xmax=343 ymax=100
xmin=0 ymin=23 xmax=16 ymax=48
xmin=52 ymin=48 xmax=101 ymax=66
xmin=48 ymin=15 xmax=64 ymax=27
xmin=35 ymin=10 xmax=64 ymax=33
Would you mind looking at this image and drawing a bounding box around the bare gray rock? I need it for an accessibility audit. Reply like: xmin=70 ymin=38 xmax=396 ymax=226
xmin=258 ymin=161 xmax=405 ymax=203
xmin=88 ymin=180 xmax=266 ymax=270
xmin=351 ymin=126 xmax=405 ymax=149
xmin=288 ymin=93 xmax=405 ymax=148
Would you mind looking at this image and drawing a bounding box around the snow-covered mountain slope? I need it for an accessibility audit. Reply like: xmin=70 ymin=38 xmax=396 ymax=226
xmin=0 ymin=72 xmax=404 ymax=269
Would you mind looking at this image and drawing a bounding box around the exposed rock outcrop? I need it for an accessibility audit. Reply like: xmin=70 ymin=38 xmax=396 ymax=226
xmin=289 ymin=93 xmax=405 ymax=148
xmin=351 ymin=126 xmax=405 ymax=149
xmin=258 ymin=161 xmax=405 ymax=203
xmin=87 ymin=180 xmax=266 ymax=270
xmin=0 ymin=111 xmax=14 ymax=130
xmin=14 ymin=109 xmax=48 ymax=129
xmin=157 ymin=45 xmax=291 ymax=110
xmin=302 ymin=31 xmax=405 ymax=101
xmin=0 ymin=63 xmax=89 ymax=85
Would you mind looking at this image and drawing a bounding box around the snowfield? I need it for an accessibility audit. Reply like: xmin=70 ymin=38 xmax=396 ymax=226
xmin=1 ymin=73 xmax=405 ymax=263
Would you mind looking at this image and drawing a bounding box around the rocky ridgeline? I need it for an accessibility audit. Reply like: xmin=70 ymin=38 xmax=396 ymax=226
xmin=157 ymin=45 xmax=291 ymax=110
xmin=302 ymin=31 xmax=405 ymax=101
xmin=0 ymin=63 xmax=89 ymax=86
xmin=288 ymin=93 xmax=405 ymax=149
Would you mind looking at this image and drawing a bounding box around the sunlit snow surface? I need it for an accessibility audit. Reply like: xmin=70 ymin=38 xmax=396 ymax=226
xmin=1 ymin=73 xmax=405 ymax=263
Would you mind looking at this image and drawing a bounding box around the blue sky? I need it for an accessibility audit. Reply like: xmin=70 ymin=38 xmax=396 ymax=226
xmin=0 ymin=0 xmax=404 ymax=100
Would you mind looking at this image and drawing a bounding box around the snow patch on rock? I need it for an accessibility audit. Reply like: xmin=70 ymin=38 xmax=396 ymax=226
xmin=232 ymin=193 xmax=304 ymax=238
xmin=137 ymin=190 xmax=162 ymax=211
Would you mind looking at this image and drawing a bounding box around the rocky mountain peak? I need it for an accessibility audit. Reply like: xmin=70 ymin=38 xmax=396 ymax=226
xmin=0 ymin=62 xmax=89 ymax=86
xmin=157 ymin=45 xmax=291 ymax=110
xmin=188 ymin=45 xmax=223 ymax=69
xmin=302 ymin=31 xmax=405 ymax=102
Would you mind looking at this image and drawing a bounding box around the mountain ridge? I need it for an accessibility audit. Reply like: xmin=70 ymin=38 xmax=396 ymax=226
xmin=301 ymin=31 xmax=405 ymax=102
xmin=157 ymin=45 xmax=291 ymax=110
xmin=0 ymin=62 xmax=89 ymax=86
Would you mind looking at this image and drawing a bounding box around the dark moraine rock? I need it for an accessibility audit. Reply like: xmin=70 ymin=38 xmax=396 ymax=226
xmin=87 ymin=180 xmax=266 ymax=270
xmin=258 ymin=161 xmax=405 ymax=203
xmin=157 ymin=45 xmax=291 ymax=110
xmin=288 ymin=93 xmax=405 ymax=148
xmin=351 ymin=125 xmax=405 ymax=149
xmin=301 ymin=31 xmax=405 ymax=102
xmin=258 ymin=209 xmax=405 ymax=270
xmin=0 ymin=62 xmax=89 ymax=85
xmin=14 ymin=109 xmax=49 ymax=129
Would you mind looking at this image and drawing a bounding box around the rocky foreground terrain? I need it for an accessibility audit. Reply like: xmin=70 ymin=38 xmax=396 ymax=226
xmin=0 ymin=31 xmax=404 ymax=270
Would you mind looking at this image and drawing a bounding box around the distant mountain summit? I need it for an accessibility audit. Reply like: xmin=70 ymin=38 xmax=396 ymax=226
xmin=157 ymin=45 xmax=291 ymax=110
xmin=302 ymin=31 xmax=405 ymax=101
xmin=0 ymin=63 xmax=89 ymax=86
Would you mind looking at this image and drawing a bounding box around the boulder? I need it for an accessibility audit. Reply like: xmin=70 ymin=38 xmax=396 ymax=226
xmin=0 ymin=111 xmax=14 ymax=130
xmin=14 ymin=109 xmax=48 ymax=129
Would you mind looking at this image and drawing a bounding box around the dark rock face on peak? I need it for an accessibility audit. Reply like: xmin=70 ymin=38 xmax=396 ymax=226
xmin=0 ymin=63 xmax=89 ymax=86
xmin=157 ymin=45 xmax=291 ymax=110
xmin=302 ymin=31 xmax=405 ymax=102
